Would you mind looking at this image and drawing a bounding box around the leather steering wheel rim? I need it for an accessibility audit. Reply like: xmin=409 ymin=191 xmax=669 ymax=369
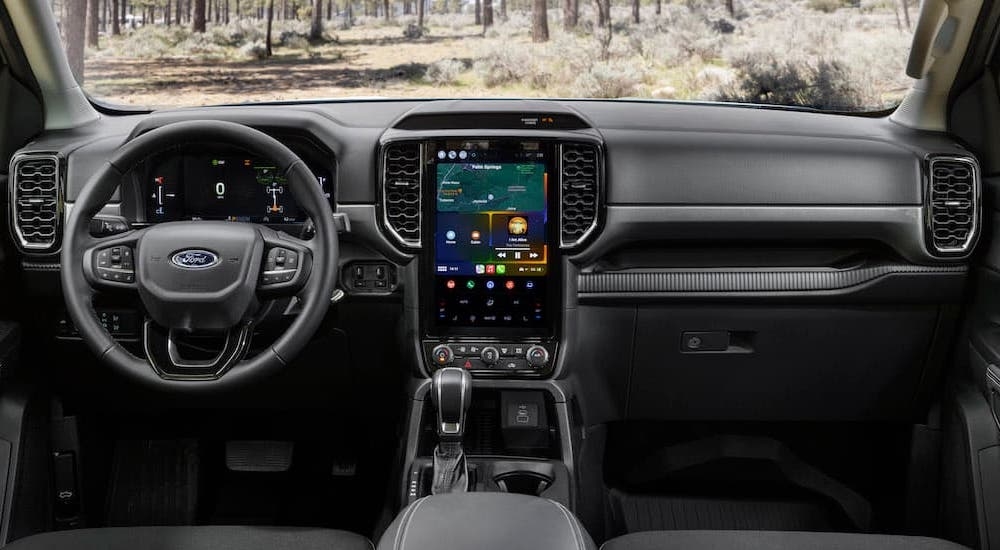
xmin=60 ymin=120 xmax=339 ymax=392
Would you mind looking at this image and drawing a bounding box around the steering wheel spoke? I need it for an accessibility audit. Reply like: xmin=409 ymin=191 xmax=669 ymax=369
xmin=143 ymin=320 xmax=254 ymax=379
xmin=257 ymin=228 xmax=313 ymax=296
xmin=81 ymin=228 xmax=147 ymax=291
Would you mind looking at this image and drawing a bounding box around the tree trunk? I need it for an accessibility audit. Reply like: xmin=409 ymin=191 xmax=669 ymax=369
xmin=631 ymin=0 xmax=638 ymax=23
xmin=193 ymin=0 xmax=206 ymax=30
xmin=900 ymin=0 xmax=910 ymax=30
xmin=655 ymin=0 xmax=660 ymax=15
xmin=383 ymin=0 xmax=389 ymax=18
xmin=483 ymin=0 xmax=492 ymax=28
xmin=531 ymin=0 xmax=547 ymax=41
xmin=417 ymin=0 xmax=423 ymax=26
xmin=175 ymin=0 xmax=182 ymax=24
xmin=265 ymin=0 xmax=275 ymax=55
xmin=562 ymin=0 xmax=575 ymax=28
xmin=111 ymin=0 xmax=120 ymax=33
xmin=595 ymin=0 xmax=606 ymax=27
xmin=310 ymin=0 xmax=323 ymax=38
xmin=86 ymin=0 xmax=99 ymax=47
xmin=725 ymin=0 xmax=733 ymax=17
xmin=499 ymin=0 xmax=505 ymax=18
xmin=474 ymin=0 xmax=480 ymax=25
xmin=63 ymin=0 xmax=87 ymax=83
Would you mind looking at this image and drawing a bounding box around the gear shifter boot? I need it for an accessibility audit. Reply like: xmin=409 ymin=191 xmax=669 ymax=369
xmin=431 ymin=442 xmax=468 ymax=494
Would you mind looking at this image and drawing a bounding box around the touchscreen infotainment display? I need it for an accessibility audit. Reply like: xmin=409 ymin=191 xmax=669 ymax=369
xmin=431 ymin=140 xmax=551 ymax=329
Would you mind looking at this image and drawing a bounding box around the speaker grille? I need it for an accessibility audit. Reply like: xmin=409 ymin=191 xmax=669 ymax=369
xmin=10 ymin=154 xmax=61 ymax=253
xmin=560 ymin=143 xmax=600 ymax=247
xmin=381 ymin=142 xmax=422 ymax=247
xmin=927 ymin=156 xmax=978 ymax=256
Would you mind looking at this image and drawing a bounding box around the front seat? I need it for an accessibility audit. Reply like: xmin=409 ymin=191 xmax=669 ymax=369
xmin=3 ymin=525 xmax=373 ymax=550
xmin=601 ymin=531 xmax=969 ymax=550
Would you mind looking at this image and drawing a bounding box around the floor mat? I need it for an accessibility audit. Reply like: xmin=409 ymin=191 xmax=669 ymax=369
xmin=105 ymin=439 xmax=199 ymax=526
xmin=610 ymin=489 xmax=838 ymax=533
xmin=200 ymin=439 xmax=375 ymax=532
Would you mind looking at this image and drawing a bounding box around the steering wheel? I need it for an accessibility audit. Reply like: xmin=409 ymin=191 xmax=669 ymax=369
xmin=60 ymin=121 xmax=339 ymax=391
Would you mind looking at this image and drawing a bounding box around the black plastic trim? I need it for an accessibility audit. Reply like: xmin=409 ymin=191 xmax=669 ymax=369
xmin=578 ymin=263 xmax=967 ymax=294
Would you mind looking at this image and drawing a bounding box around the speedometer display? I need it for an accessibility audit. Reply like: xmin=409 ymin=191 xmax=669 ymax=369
xmin=145 ymin=154 xmax=333 ymax=224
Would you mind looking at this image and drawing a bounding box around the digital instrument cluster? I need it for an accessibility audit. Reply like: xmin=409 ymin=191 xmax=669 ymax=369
xmin=144 ymin=153 xmax=333 ymax=224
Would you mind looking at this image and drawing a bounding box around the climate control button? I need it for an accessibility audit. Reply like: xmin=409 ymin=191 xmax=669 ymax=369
xmin=480 ymin=346 xmax=500 ymax=365
xmin=431 ymin=345 xmax=454 ymax=367
xmin=526 ymin=345 xmax=550 ymax=368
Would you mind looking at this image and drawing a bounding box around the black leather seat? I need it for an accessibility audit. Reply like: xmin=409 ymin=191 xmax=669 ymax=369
xmin=4 ymin=525 xmax=373 ymax=550
xmin=379 ymin=493 xmax=594 ymax=550
xmin=601 ymin=530 xmax=969 ymax=550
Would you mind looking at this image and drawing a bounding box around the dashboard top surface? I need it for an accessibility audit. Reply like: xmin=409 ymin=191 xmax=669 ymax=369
xmin=19 ymin=99 xmax=967 ymax=206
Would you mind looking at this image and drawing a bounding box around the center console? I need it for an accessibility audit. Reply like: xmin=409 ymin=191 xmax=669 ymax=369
xmin=417 ymin=138 xmax=562 ymax=377
xmin=379 ymin=128 xmax=602 ymax=522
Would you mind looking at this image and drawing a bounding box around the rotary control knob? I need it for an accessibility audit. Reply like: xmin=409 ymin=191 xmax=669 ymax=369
xmin=480 ymin=346 xmax=500 ymax=365
xmin=431 ymin=345 xmax=454 ymax=367
xmin=526 ymin=345 xmax=550 ymax=368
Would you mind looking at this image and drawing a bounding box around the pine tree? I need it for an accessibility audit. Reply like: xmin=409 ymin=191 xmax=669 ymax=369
xmin=532 ymin=0 xmax=547 ymax=41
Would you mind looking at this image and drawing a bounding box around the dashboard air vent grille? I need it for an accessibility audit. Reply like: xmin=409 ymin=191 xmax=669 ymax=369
xmin=560 ymin=143 xmax=600 ymax=247
xmin=927 ymin=156 xmax=978 ymax=256
xmin=10 ymin=154 xmax=61 ymax=253
xmin=382 ymin=142 xmax=422 ymax=247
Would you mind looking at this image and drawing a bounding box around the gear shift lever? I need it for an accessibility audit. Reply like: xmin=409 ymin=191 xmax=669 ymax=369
xmin=429 ymin=367 xmax=472 ymax=494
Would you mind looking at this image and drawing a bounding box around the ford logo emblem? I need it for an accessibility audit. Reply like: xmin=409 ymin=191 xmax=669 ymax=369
xmin=170 ymin=249 xmax=220 ymax=270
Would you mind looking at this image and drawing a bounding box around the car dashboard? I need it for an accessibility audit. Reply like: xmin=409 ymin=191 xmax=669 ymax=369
xmin=4 ymin=97 xmax=981 ymax=421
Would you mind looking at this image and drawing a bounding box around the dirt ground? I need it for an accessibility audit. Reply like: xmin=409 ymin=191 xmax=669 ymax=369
xmin=85 ymin=26 xmax=518 ymax=107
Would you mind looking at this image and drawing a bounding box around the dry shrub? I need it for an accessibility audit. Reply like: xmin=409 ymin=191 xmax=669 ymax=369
xmin=567 ymin=61 xmax=644 ymax=98
xmin=238 ymin=40 xmax=269 ymax=60
xmin=715 ymin=54 xmax=863 ymax=110
xmin=807 ymin=0 xmax=852 ymax=13
xmin=474 ymin=48 xmax=532 ymax=87
xmin=425 ymin=58 xmax=466 ymax=85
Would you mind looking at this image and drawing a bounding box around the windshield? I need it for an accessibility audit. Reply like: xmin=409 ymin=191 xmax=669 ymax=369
xmin=51 ymin=0 xmax=916 ymax=111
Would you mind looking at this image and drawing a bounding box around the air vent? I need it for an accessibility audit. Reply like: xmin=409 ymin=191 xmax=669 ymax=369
xmin=382 ymin=142 xmax=422 ymax=247
xmin=10 ymin=154 xmax=62 ymax=253
xmin=927 ymin=156 xmax=979 ymax=256
xmin=560 ymin=142 xmax=601 ymax=247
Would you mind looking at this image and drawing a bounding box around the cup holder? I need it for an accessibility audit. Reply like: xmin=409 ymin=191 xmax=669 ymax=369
xmin=493 ymin=471 xmax=553 ymax=496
